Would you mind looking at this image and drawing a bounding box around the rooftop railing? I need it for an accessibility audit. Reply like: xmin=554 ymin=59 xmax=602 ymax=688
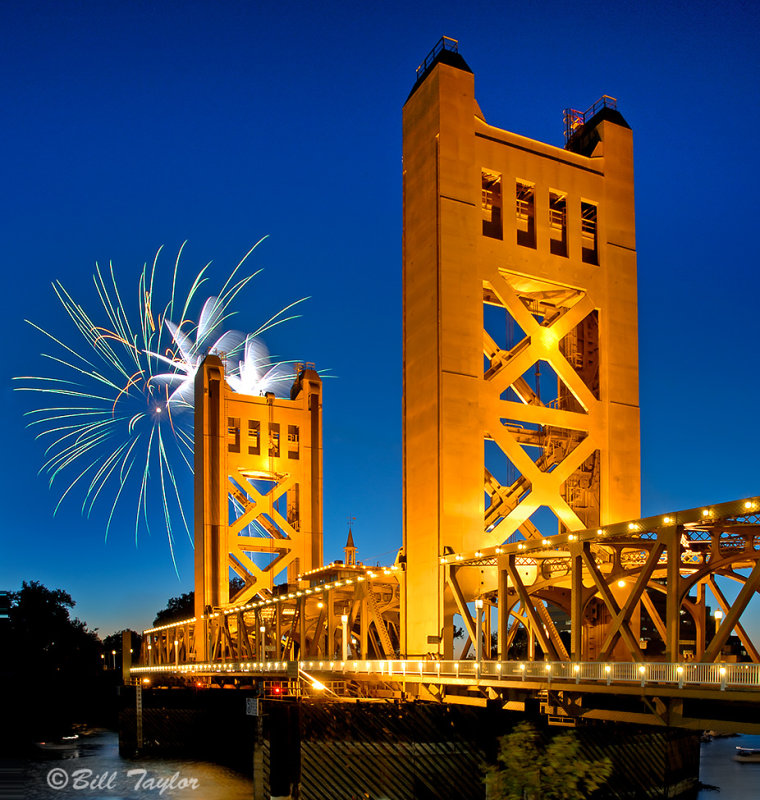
xmin=416 ymin=36 xmax=459 ymax=80
xmin=563 ymin=95 xmax=617 ymax=141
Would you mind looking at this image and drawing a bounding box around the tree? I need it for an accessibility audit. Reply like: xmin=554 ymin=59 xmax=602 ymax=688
xmin=485 ymin=721 xmax=612 ymax=800
xmin=153 ymin=591 xmax=194 ymax=626
xmin=152 ymin=577 xmax=246 ymax=625
xmin=2 ymin=581 xmax=107 ymax=745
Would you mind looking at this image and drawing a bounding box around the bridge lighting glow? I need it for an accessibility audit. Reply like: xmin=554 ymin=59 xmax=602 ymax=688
xmin=638 ymin=666 xmax=645 ymax=674
xmin=627 ymin=522 xmax=637 ymax=530
xmin=617 ymin=580 xmax=626 ymax=588
xmin=604 ymin=665 xmax=611 ymax=673
xmin=676 ymin=666 xmax=684 ymax=674
xmin=745 ymin=501 xmax=754 ymax=509
xmin=518 ymin=543 xmax=524 ymax=550
xmin=519 ymin=664 xmax=525 ymax=670
xmin=440 ymin=557 xmax=446 ymax=564
xmin=568 ymin=534 xmax=575 ymax=541
xmin=719 ymin=667 xmax=726 ymax=675
xmin=573 ymin=665 xmax=580 ymax=673
xmin=714 ymin=610 xmax=723 ymax=621
xmin=597 ymin=529 xmax=604 ymax=535
xmin=545 ymin=664 xmax=552 ymax=672
xmin=702 ymin=509 xmax=710 ymax=516
xmin=475 ymin=551 xmax=482 ymax=557
xmin=311 ymin=679 xmax=326 ymax=691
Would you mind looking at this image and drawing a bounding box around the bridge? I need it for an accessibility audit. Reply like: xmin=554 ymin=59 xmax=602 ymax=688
xmin=127 ymin=37 xmax=760 ymax=798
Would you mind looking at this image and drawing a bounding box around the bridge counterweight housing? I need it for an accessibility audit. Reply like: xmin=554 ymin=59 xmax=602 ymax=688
xmin=194 ymin=355 xmax=323 ymax=660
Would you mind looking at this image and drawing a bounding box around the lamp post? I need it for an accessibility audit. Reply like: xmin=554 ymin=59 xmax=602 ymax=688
xmin=341 ymin=614 xmax=349 ymax=661
xmin=259 ymin=626 xmax=266 ymax=662
xmin=714 ymin=608 xmax=724 ymax=638
xmin=111 ymin=649 xmax=117 ymax=670
xmin=475 ymin=598 xmax=484 ymax=668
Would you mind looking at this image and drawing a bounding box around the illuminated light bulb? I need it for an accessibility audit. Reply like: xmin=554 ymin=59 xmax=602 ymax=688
xmin=518 ymin=543 xmax=524 ymax=550
xmin=519 ymin=664 xmax=525 ymax=671
xmin=475 ymin=551 xmax=482 ymax=558
xmin=663 ymin=516 xmax=672 ymax=524
xmin=542 ymin=539 xmax=549 ymax=546
xmin=568 ymin=534 xmax=575 ymax=541
xmin=617 ymin=580 xmax=626 ymax=588
xmin=496 ymin=664 xmax=502 ymax=671
xmin=545 ymin=664 xmax=552 ymax=672
xmin=573 ymin=665 xmax=580 ymax=673
xmin=638 ymin=666 xmax=645 ymax=674
xmin=702 ymin=509 xmax=710 ymax=516
xmin=604 ymin=665 xmax=611 ymax=673
xmin=676 ymin=666 xmax=683 ymax=674
xmin=440 ymin=557 xmax=446 ymax=564
xmin=495 ymin=547 xmax=502 ymax=554
xmin=745 ymin=501 xmax=753 ymax=509
xmin=719 ymin=667 xmax=726 ymax=676
xmin=597 ymin=529 xmax=603 ymax=536
xmin=628 ymin=522 xmax=637 ymax=530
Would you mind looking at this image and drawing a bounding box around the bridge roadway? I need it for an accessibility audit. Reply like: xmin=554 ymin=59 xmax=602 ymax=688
xmin=131 ymin=657 xmax=760 ymax=733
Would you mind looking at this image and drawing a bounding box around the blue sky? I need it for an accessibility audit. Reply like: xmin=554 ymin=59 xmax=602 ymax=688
xmin=1 ymin=0 xmax=758 ymax=636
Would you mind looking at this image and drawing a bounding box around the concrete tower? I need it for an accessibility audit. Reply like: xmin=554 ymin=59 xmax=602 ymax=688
xmin=401 ymin=39 xmax=640 ymax=657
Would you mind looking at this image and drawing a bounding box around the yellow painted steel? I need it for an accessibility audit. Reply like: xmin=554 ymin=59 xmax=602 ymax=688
xmin=401 ymin=52 xmax=640 ymax=657
xmin=193 ymin=355 xmax=322 ymax=659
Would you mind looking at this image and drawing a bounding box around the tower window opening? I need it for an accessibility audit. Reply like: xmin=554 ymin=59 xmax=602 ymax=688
xmin=516 ymin=181 xmax=536 ymax=248
xmin=247 ymin=420 xmax=261 ymax=455
xmin=482 ymin=170 xmax=502 ymax=239
xmin=269 ymin=423 xmax=281 ymax=457
xmin=581 ymin=201 xmax=598 ymax=264
xmin=549 ymin=192 xmax=568 ymax=257
xmin=227 ymin=417 xmax=240 ymax=453
xmin=287 ymin=425 xmax=300 ymax=460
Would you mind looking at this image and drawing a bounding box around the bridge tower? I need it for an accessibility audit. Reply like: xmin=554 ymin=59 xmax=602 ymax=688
xmin=401 ymin=39 xmax=640 ymax=657
xmin=194 ymin=355 xmax=323 ymax=659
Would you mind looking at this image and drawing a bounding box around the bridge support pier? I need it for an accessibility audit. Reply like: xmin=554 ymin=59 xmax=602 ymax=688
xmin=119 ymin=687 xmax=701 ymax=799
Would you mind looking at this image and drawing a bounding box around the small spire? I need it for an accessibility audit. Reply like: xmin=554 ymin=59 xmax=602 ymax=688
xmin=344 ymin=524 xmax=357 ymax=567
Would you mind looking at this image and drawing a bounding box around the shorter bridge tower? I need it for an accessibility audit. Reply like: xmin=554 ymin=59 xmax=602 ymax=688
xmin=194 ymin=355 xmax=323 ymax=659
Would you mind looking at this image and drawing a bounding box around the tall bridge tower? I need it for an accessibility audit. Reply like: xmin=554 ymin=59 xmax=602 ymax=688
xmin=194 ymin=355 xmax=323 ymax=659
xmin=401 ymin=39 xmax=640 ymax=657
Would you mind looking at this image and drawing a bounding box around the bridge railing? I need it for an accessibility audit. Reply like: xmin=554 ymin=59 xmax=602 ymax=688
xmin=133 ymin=658 xmax=760 ymax=693
xmin=322 ymin=659 xmax=744 ymax=689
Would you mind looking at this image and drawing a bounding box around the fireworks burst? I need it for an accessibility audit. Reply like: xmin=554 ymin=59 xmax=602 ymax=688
xmin=14 ymin=240 xmax=305 ymax=570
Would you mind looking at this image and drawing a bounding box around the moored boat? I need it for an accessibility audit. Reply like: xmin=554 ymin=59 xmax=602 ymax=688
xmin=734 ymin=746 xmax=760 ymax=762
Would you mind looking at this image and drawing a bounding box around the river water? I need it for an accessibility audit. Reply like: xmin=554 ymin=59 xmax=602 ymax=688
xmin=698 ymin=734 xmax=760 ymax=798
xmin=9 ymin=729 xmax=760 ymax=798
xmin=13 ymin=731 xmax=252 ymax=799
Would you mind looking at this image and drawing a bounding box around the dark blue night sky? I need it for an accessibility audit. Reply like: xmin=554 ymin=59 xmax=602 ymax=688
xmin=2 ymin=0 xmax=758 ymax=638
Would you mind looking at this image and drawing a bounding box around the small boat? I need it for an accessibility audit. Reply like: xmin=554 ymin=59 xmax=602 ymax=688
xmin=34 ymin=735 xmax=79 ymax=752
xmin=734 ymin=746 xmax=760 ymax=762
